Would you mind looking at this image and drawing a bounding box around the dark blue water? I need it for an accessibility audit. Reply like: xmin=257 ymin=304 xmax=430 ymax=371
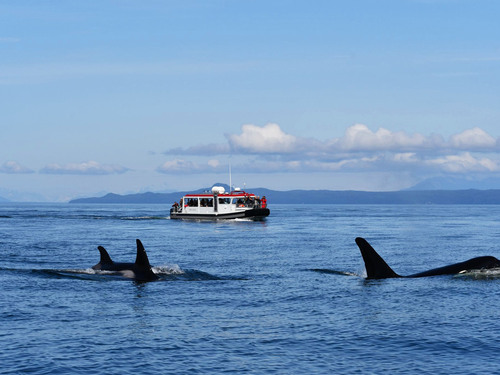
xmin=1 ymin=203 xmax=500 ymax=374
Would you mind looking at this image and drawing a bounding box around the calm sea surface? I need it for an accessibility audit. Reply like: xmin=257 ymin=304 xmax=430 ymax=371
xmin=1 ymin=203 xmax=500 ymax=374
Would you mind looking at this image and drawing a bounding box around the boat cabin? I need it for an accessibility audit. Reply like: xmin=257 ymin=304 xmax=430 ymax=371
xmin=170 ymin=186 xmax=269 ymax=220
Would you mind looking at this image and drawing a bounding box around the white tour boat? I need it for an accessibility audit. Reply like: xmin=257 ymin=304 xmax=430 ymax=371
xmin=170 ymin=186 xmax=270 ymax=220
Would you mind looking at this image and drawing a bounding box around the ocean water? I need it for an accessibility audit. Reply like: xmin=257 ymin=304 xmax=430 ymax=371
xmin=1 ymin=203 xmax=500 ymax=374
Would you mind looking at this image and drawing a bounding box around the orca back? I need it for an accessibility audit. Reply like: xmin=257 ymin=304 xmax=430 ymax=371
xmin=355 ymin=237 xmax=500 ymax=279
xmin=410 ymin=256 xmax=500 ymax=277
xmin=92 ymin=240 xmax=158 ymax=281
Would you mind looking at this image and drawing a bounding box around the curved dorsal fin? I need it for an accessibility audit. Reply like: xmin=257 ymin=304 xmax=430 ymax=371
xmin=97 ymin=246 xmax=113 ymax=264
xmin=135 ymin=239 xmax=152 ymax=267
xmin=355 ymin=237 xmax=400 ymax=279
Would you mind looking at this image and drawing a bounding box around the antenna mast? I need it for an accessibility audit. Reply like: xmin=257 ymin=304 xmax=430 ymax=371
xmin=229 ymin=161 xmax=232 ymax=192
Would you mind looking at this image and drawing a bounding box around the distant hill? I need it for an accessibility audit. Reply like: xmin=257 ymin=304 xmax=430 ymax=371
xmin=69 ymin=188 xmax=500 ymax=205
xmin=408 ymin=176 xmax=500 ymax=190
xmin=71 ymin=192 xmax=174 ymax=204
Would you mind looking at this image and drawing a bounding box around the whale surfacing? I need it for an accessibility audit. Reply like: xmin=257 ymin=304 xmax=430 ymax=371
xmin=355 ymin=237 xmax=500 ymax=279
xmin=92 ymin=239 xmax=159 ymax=281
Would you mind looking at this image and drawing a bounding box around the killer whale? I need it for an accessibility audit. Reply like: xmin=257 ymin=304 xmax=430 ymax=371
xmin=355 ymin=237 xmax=500 ymax=279
xmin=92 ymin=239 xmax=159 ymax=281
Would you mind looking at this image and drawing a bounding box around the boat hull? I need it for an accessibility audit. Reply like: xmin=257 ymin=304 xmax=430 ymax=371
xmin=170 ymin=208 xmax=270 ymax=220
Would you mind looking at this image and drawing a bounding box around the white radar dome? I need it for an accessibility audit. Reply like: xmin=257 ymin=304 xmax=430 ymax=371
xmin=211 ymin=186 xmax=225 ymax=195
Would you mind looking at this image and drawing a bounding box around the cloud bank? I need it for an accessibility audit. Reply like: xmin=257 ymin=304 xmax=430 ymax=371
xmin=157 ymin=158 xmax=225 ymax=174
xmin=0 ymin=161 xmax=35 ymax=174
xmin=40 ymin=161 xmax=130 ymax=175
xmin=160 ymin=123 xmax=500 ymax=176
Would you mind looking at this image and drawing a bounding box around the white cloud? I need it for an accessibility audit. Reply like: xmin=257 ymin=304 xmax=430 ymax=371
xmin=157 ymin=158 xmax=224 ymax=174
xmin=426 ymin=152 xmax=500 ymax=173
xmin=161 ymin=123 xmax=500 ymax=176
xmin=392 ymin=153 xmax=418 ymax=163
xmin=449 ymin=127 xmax=497 ymax=150
xmin=40 ymin=161 xmax=129 ymax=175
xmin=157 ymin=159 xmax=195 ymax=173
xmin=164 ymin=143 xmax=230 ymax=156
xmin=226 ymin=123 xmax=298 ymax=153
xmin=331 ymin=124 xmax=442 ymax=151
xmin=0 ymin=161 xmax=34 ymax=174
xmin=207 ymin=159 xmax=220 ymax=168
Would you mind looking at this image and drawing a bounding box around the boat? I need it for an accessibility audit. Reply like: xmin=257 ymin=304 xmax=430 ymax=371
xmin=170 ymin=186 xmax=270 ymax=220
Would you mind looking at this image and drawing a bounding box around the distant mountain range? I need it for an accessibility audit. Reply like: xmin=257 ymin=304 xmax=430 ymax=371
xmin=3 ymin=176 xmax=500 ymax=203
xmin=406 ymin=176 xmax=500 ymax=191
xmin=69 ymin=185 xmax=500 ymax=205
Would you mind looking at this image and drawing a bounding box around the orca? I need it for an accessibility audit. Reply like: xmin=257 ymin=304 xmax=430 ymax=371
xmin=355 ymin=237 xmax=500 ymax=279
xmin=92 ymin=239 xmax=159 ymax=281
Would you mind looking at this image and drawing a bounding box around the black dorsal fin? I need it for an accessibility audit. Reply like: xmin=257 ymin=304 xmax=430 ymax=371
xmin=97 ymin=246 xmax=113 ymax=265
xmin=355 ymin=237 xmax=401 ymax=279
xmin=135 ymin=239 xmax=152 ymax=267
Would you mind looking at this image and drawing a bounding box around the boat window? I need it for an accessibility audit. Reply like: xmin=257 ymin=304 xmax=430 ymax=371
xmin=200 ymin=198 xmax=213 ymax=207
xmin=186 ymin=198 xmax=198 ymax=207
xmin=231 ymin=196 xmax=256 ymax=207
xmin=218 ymin=198 xmax=231 ymax=205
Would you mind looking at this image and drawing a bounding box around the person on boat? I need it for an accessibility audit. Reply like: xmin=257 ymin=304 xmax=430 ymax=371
xmin=172 ymin=201 xmax=179 ymax=212
xmin=248 ymin=196 xmax=255 ymax=207
xmin=261 ymin=196 xmax=267 ymax=209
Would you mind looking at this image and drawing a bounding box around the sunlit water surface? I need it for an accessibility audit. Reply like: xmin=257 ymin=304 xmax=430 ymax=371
xmin=1 ymin=203 xmax=500 ymax=374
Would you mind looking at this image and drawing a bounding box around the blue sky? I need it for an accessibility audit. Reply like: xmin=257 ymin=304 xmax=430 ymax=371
xmin=1 ymin=0 xmax=500 ymax=201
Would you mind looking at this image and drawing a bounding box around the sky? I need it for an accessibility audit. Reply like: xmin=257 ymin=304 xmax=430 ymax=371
xmin=1 ymin=0 xmax=500 ymax=202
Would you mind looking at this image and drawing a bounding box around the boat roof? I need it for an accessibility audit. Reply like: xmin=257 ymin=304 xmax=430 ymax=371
xmin=182 ymin=190 xmax=258 ymax=198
